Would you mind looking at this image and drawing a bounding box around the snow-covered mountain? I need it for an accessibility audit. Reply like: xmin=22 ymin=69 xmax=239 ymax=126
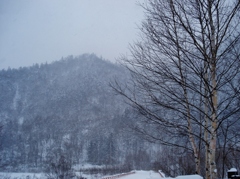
xmin=0 ymin=54 xmax=159 ymax=173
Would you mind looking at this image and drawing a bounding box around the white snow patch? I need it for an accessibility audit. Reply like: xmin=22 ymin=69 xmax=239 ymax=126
xmin=110 ymin=170 xmax=162 ymax=179
xmin=175 ymin=175 xmax=203 ymax=179
xmin=159 ymin=170 xmax=165 ymax=178
xmin=110 ymin=171 xmax=203 ymax=179
xmin=229 ymin=168 xmax=237 ymax=172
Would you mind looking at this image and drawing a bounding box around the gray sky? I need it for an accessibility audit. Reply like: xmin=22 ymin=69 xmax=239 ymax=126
xmin=0 ymin=0 xmax=145 ymax=69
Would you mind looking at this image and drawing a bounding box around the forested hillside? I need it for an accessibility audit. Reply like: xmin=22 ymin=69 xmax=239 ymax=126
xmin=0 ymin=54 xmax=159 ymax=172
xmin=0 ymin=53 xmax=239 ymax=179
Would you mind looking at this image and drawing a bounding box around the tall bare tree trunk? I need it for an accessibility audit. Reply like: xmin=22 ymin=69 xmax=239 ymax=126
xmin=176 ymin=10 xmax=201 ymax=173
xmin=209 ymin=66 xmax=218 ymax=179
xmin=208 ymin=1 xmax=218 ymax=178
xmin=179 ymin=61 xmax=200 ymax=175
xmin=204 ymin=62 xmax=211 ymax=179
xmin=112 ymin=1 xmax=240 ymax=178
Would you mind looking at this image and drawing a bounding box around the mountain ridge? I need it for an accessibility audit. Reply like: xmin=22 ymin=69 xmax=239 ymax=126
xmin=0 ymin=54 xmax=157 ymax=172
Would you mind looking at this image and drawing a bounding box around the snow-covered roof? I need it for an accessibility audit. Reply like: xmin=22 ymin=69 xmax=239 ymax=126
xmin=228 ymin=168 xmax=238 ymax=172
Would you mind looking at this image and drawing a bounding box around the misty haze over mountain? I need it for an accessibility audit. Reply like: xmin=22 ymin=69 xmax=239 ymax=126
xmin=0 ymin=54 xmax=161 ymax=174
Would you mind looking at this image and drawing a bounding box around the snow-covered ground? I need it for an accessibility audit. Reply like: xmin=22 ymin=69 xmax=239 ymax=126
xmin=0 ymin=170 xmax=203 ymax=179
xmin=173 ymin=175 xmax=203 ymax=179
xmin=114 ymin=170 xmax=163 ymax=179
xmin=115 ymin=170 xmax=203 ymax=179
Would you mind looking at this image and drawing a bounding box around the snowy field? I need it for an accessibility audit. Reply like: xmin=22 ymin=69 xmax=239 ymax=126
xmin=107 ymin=170 xmax=203 ymax=179
xmin=0 ymin=170 xmax=203 ymax=179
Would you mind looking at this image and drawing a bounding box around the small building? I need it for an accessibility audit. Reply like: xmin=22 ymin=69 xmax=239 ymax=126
xmin=228 ymin=168 xmax=240 ymax=179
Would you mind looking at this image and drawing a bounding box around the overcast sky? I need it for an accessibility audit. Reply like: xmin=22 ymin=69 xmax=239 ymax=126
xmin=0 ymin=0 xmax=145 ymax=70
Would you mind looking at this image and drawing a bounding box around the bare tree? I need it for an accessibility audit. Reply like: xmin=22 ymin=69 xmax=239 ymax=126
xmin=111 ymin=1 xmax=240 ymax=179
